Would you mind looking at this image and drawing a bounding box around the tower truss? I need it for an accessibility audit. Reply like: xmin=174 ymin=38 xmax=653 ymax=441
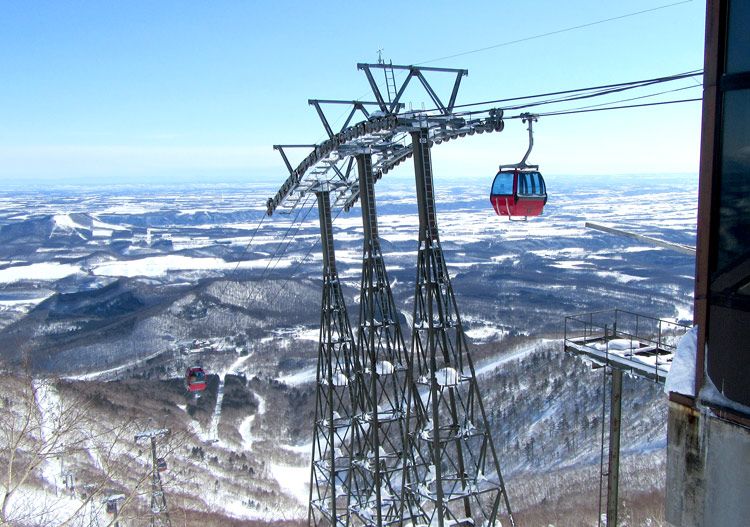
xmin=350 ymin=153 xmax=424 ymax=526
xmin=134 ymin=428 xmax=172 ymax=527
xmin=309 ymin=190 xmax=359 ymax=527
xmin=266 ymin=61 xmax=514 ymax=527
xmin=402 ymin=129 xmax=514 ymax=527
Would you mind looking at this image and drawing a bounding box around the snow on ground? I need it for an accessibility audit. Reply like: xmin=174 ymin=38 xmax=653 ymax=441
xmin=474 ymin=340 xmax=552 ymax=377
xmin=594 ymin=270 xmax=648 ymax=283
xmin=465 ymin=325 xmax=508 ymax=342
xmin=188 ymin=419 xmax=209 ymax=442
xmin=0 ymin=293 xmax=54 ymax=307
xmin=65 ymin=348 xmax=166 ymax=381
xmin=280 ymin=441 xmax=312 ymax=455
xmin=3 ymin=485 xmax=87 ymax=526
xmin=92 ymin=254 xmax=293 ymax=278
xmin=239 ymin=415 xmax=257 ymax=451
xmin=226 ymin=352 xmax=255 ymax=376
xmin=209 ymin=375 xmax=226 ymax=442
xmin=270 ymin=463 xmax=310 ymax=505
xmin=238 ymin=390 xmax=267 ymax=451
xmin=52 ymin=214 xmax=89 ymax=234
xmin=271 ymin=326 xmax=319 ymax=342
xmin=33 ymin=380 xmax=63 ymax=486
xmin=277 ymin=367 xmax=317 ymax=386
xmin=0 ymin=262 xmax=80 ymax=283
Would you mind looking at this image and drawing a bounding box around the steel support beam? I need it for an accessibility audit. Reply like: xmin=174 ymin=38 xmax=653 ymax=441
xmin=404 ymin=128 xmax=514 ymax=527
xmin=357 ymin=64 xmax=468 ymax=115
xmin=351 ymin=153 xmax=422 ymax=526
xmin=309 ymin=190 xmax=358 ymax=527
xmin=607 ymin=368 xmax=623 ymax=527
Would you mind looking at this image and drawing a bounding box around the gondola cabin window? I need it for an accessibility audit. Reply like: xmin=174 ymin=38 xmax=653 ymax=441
xmin=492 ymin=172 xmax=514 ymax=195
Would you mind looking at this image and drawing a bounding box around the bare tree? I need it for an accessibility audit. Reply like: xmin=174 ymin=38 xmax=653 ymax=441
xmin=0 ymin=371 xmax=157 ymax=527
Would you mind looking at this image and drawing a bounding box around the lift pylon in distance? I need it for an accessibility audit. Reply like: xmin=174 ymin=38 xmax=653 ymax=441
xmin=309 ymin=190 xmax=359 ymax=527
xmin=351 ymin=153 xmax=425 ymax=526
xmin=404 ymin=128 xmax=515 ymax=527
xmin=134 ymin=429 xmax=172 ymax=527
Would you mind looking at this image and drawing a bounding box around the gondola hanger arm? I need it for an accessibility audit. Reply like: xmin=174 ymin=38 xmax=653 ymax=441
xmin=499 ymin=113 xmax=539 ymax=170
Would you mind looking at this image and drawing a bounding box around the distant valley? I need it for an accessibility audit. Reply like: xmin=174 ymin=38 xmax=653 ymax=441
xmin=0 ymin=173 xmax=697 ymax=526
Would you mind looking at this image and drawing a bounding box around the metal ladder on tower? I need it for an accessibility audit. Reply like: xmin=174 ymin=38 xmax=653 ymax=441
xmin=384 ymin=60 xmax=398 ymax=107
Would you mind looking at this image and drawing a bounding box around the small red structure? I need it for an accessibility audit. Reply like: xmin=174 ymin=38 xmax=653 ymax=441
xmin=490 ymin=169 xmax=547 ymax=218
xmin=156 ymin=457 xmax=167 ymax=472
xmin=185 ymin=367 xmax=206 ymax=391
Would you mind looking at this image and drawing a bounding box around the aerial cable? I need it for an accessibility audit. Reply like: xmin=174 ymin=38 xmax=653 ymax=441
xmin=391 ymin=69 xmax=701 ymax=120
xmin=246 ymin=195 xmax=316 ymax=306
xmin=526 ymin=84 xmax=701 ymax=114
xmin=255 ymin=193 xmax=313 ymax=281
xmin=527 ymin=97 xmax=702 ymax=118
xmin=415 ymin=0 xmax=694 ymax=66
xmin=218 ymin=211 xmax=267 ymax=300
xmin=496 ymin=75 xmax=702 ymax=112
xmin=261 ymin=197 xmax=318 ymax=281
xmin=448 ymin=70 xmax=702 ymax=112
xmin=274 ymin=207 xmax=345 ymax=300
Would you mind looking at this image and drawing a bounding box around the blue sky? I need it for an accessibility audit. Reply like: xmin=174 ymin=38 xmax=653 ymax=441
xmin=0 ymin=1 xmax=706 ymax=185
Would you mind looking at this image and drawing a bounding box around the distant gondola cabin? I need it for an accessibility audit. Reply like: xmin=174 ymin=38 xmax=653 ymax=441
xmin=186 ymin=367 xmax=206 ymax=391
xmin=490 ymin=168 xmax=547 ymax=218
xmin=106 ymin=502 xmax=117 ymax=514
xmin=156 ymin=458 xmax=167 ymax=472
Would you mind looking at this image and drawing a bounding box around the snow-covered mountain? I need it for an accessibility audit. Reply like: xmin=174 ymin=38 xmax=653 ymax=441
xmin=0 ymin=173 xmax=697 ymax=526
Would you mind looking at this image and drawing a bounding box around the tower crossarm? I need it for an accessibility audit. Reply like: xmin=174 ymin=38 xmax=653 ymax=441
xmin=266 ymin=62 xmax=505 ymax=217
xmin=266 ymin=110 xmax=504 ymax=216
xmin=309 ymin=99 xmax=406 ymax=139
xmin=356 ymin=63 xmax=468 ymax=115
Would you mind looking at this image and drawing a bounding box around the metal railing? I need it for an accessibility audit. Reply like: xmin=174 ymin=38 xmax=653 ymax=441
xmin=564 ymin=309 xmax=692 ymax=383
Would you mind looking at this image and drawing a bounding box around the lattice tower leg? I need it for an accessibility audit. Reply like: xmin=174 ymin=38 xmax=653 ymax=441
xmin=309 ymin=190 xmax=358 ymax=527
xmin=403 ymin=129 xmax=515 ymax=527
xmin=350 ymin=154 xmax=425 ymax=527
xmin=149 ymin=437 xmax=172 ymax=527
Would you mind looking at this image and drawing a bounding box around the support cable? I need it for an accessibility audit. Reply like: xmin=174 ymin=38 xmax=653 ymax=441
xmin=258 ymin=197 xmax=318 ymax=282
xmin=218 ymin=211 xmax=267 ymax=299
xmin=526 ymin=83 xmax=700 ymax=113
xmin=432 ymin=70 xmax=702 ymax=114
xmin=528 ymin=97 xmax=702 ymax=117
xmin=496 ymin=76 xmax=700 ymax=112
xmin=415 ymin=1 xmax=694 ymax=66
xmin=275 ymin=207 xmax=345 ymax=297
xmin=246 ymin=194 xmax=316 ymax=305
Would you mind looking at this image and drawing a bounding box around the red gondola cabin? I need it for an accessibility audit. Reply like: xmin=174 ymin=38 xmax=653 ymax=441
xmin=156 ymin=458 xmax=167 ymax=472
xmin=186 ymin=367 xmax=206 ymax=391
xmin=490 ymin=169 xmax=547 ymax=218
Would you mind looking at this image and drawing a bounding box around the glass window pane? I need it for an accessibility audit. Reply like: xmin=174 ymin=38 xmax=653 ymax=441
xmin=715 ymin=89 xmax=750 ymax=275
xmin=726 ymin=0 xmax=750 ymax=74
xmin=491 ymin=172 xmax=514 ymax=195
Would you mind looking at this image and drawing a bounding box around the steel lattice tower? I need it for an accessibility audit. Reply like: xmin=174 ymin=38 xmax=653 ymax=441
xmin=309 ymin=190 xmax=359 ymax=527
xmin=265 ymin=61 xmax=514 ymax=527
xmin=402 ymin=129 xmax=514 ymax=527
xmin=135 ymin=429 xmax=172 ymax=527
xmin=350 ymin=154 xmax=424 ymax=526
